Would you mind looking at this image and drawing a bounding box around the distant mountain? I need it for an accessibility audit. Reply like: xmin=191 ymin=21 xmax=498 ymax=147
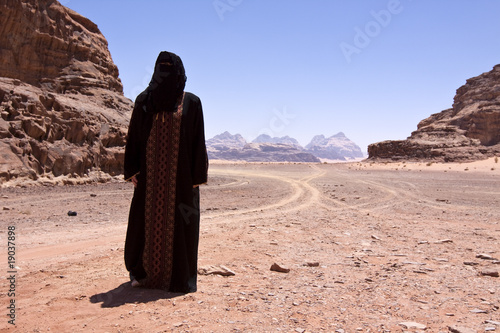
xmin=206 ymin=132 xmax=319 ymax=162
xmin=252 ymin=134 xmax=300 ymax=147
xmin=206 ymin=132 xmax=364 ymax=162
xmin=206 ymin=131 xmax=247 ymax=149
xmin=305 ymin=133 xmax=364 ymax=160
xmin=230 ymin=143 xmax=319 ymax=162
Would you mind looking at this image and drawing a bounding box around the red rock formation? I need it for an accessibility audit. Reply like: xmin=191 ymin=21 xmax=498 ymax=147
xmin=368 ymin=65 xmax=500 ymax=161
xmin=0 ymin=0 xmax=122 ymax=93
xmin=0 ymin=0 xmax=133 ymax=183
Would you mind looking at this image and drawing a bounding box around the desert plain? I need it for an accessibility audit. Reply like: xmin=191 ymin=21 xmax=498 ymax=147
xmin=0 ymin=159 xmax=499 ymax=332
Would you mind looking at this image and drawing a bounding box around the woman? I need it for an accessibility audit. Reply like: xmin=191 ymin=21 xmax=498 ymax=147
xmin=123 ymin=51 xmax=208 ymax=293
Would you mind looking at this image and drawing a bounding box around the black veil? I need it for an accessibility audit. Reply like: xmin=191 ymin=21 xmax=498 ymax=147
xmin=137 ymin=51 xmax=187 ymax=113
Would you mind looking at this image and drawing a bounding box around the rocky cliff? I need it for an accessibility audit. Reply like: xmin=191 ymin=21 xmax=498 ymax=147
xmin=368 ymin=64 xmax=500 ymax=161
xmin=0 ymin=0 xmax=133 ymax=184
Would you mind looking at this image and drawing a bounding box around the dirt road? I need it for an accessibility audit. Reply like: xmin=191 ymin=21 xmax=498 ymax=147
xmin=0 ymin=161 xmax=499 ymax=332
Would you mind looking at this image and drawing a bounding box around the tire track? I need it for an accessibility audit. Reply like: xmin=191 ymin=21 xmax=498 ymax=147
xmin=203 ymin=167 xmax=304 ymax=221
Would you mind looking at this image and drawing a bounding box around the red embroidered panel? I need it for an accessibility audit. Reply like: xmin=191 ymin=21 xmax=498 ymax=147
xmin=143 ymin=98 xmax=183 ymax=290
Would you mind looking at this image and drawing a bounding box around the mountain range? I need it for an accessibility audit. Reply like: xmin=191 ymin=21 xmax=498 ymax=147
xmin=207 ymin=131 xmax=364 ymax=162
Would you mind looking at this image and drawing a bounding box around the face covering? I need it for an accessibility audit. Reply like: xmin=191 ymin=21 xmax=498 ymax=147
xmin=146 ymin=51 xmax=187 ymax=113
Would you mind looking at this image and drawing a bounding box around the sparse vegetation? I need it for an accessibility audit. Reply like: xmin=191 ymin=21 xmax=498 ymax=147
xmin=495 ymin=156 xmax=498 ymax=163
xmin=426 ymin=162 xmax=433 ymax=166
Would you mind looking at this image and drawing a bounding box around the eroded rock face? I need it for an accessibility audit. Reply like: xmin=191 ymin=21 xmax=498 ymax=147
xmin=0 ymin=0 xmax=122 ymax=94
xmin=0 ymin=0 xmax=133 ymax=183
xmin=368 ymin=65 xmax=500 ymax=161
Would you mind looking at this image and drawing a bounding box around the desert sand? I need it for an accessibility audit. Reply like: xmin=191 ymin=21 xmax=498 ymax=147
xmin=0 ymin=159 xmax=499 ymax=332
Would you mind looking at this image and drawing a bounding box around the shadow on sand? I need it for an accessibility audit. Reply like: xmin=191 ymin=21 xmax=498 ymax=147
xmin=90 ymin=282 xmax=185 ymax=308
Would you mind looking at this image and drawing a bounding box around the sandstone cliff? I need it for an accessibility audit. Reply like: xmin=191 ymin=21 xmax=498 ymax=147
xmin=0 ymin=0 xmax=133 ymax=184
xmin=368 ymin=64 xmax=500 ymax=161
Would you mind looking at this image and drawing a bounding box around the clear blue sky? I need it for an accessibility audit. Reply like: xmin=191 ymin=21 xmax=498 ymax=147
xmin=64 ymin=0 xmax=500 ymax=153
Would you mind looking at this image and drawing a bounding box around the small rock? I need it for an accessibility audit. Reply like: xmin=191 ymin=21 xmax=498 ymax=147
xmin=470 ymin=308 xmax=488 ymax=314
xmin=399 ymin=322 xmax=427 ymax=329
xmin=434 ymin=257 xmax=449 ymax=262
xmin=477 ymin=254 xmax=497 ymax=260
xmin=403 ymin=261 xmax=426 ymax=265
xmin=448 ymin=326 xmax=476 ymax=333
xmin=463 ymin=261 xmax=479 ymax=266
xmin=485 ymin=320 xmax=500 ymax=326
xmin=67 ymin=211 xmax=77 ymax=216
xmin=3 ymin=207 xmax=10 ymax=211
xmin=304 ymin=262 xmax=320 ymax=267
xmin=371 ymin=235 xmax=381 ymax=240
xmin=90 ymin=193 xmax=97 ymax=197
xmin=413 ymin=270 xmax=428 ymax=274
xmin=270 ymin=263 xmax=290 ymax=273
xmin=435 ymin=239 xmax=453 ymax=244
xmin=481 ymin=269 xmax=499 ymax=277
xmin=485 ymin=327 xmax=496 ymax=332
xmin=198 ymin=265 xmax=235 ymax=276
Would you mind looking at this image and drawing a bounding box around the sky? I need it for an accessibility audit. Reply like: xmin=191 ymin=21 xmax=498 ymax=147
xmin=63 ymin=0 xmax=500 ymax=153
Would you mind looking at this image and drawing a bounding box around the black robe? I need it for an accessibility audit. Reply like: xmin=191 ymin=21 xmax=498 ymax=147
xmin=124 ymin=91 xmax=208 ymax=293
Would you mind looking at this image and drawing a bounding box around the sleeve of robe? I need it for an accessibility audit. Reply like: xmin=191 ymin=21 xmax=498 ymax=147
xmin=123 ymin=102 xmax=144 ymax=181
xmin=191 ymin=96 xmax=208 ymax=186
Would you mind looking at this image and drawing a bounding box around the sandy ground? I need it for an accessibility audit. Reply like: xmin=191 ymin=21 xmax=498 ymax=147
xmin=0 ymin=158 xmax=499 ymax=332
